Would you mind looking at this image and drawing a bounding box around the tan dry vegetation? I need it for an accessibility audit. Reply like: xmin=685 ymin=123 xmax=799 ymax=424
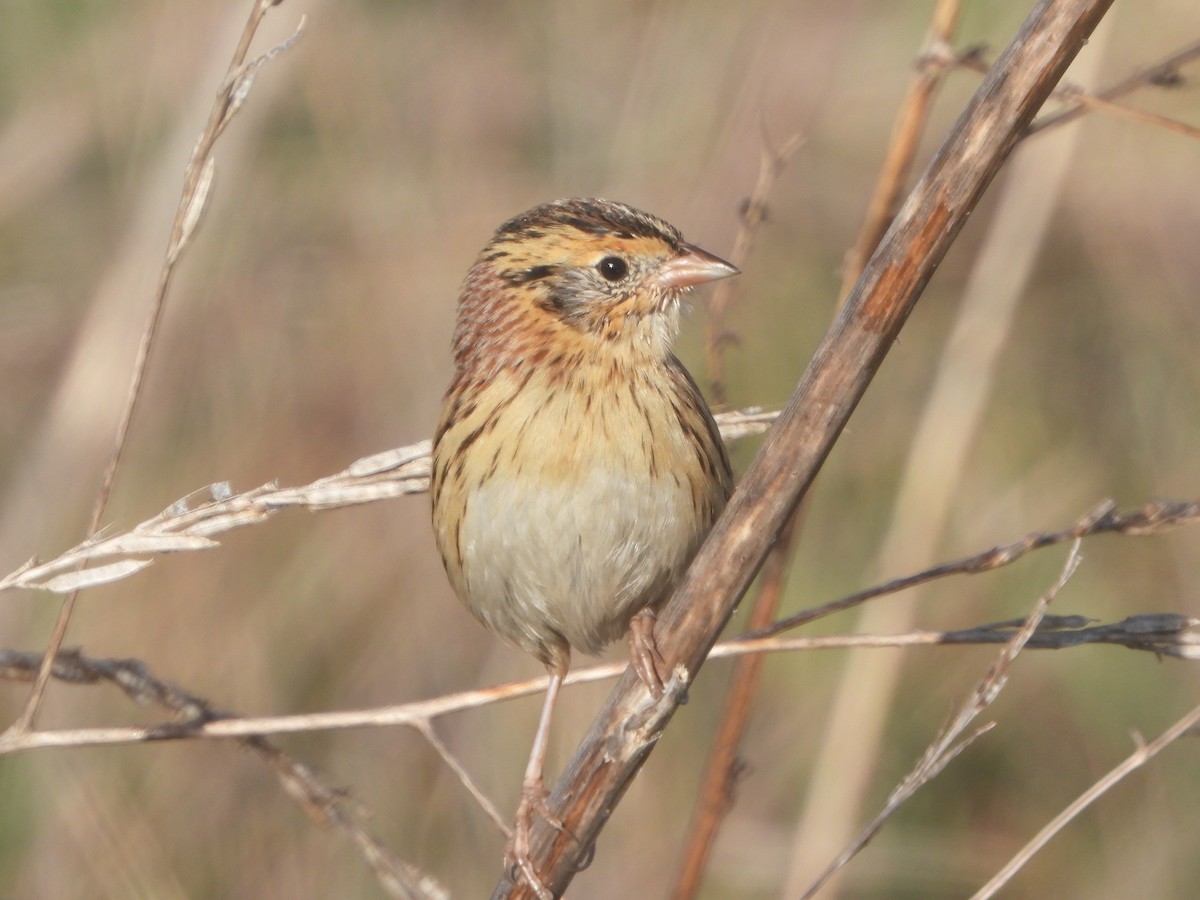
xmin=2 ymin=2 xmax=1199 ymax=898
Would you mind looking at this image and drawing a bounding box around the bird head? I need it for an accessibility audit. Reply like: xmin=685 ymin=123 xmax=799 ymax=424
xmin=452 ymin=199 xmax=738 ymax=375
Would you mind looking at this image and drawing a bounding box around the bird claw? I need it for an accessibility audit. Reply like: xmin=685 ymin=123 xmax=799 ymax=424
xmin=628 ymin=609 xmax=668 ymax=698
xmin=506 ymin=777 xmax=569 ymax=899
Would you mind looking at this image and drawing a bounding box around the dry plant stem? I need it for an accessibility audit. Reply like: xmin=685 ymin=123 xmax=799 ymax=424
xmin=674 ymin=130 xmax=803 ymax=900
xmin=676 ymin=8 xmax=964 ymax=894
xmin=0 ymin=649 xmax=446 ymax=900
xmin=703 ymin=130 xmax=803 ymax=405
xmin=972 ymin=700 xmax=1200 ymax=899
xmin=1058 ymin=87 xmax=1200 ymax=140
xmin=6 ymin=0 xmax=301 ymax=736
xmin=3 ymin=602 xmax=1196 ymax=755
xmin=1028 ymin=38 xmax=1200 ymax=135
xmin=670 ymin=510 xmax=800 ymax=900
xmin=745 ymin=497 xmax=1200 ymax=640
xmin=799 ymin=542 xmax=1082 ymax=899
xmin=257 ymin=739 xmax=449 ymax=900
xmin=492 ymin=3 xmax=1114 ymax=897
xmin=730 ymin=612 xmax=1200 ymax=658
xmin=413 ymin=720 xmax=512 ymax=837
xmin=956 ymin=38 xmax=1200 ymax=140
xmin=0 ymin=409 xmax=774 ymax=596
xmin=5 ymin=495 xmax=1197 ymax=754
xmin=839 ymin=0 xmax=965 ymax=300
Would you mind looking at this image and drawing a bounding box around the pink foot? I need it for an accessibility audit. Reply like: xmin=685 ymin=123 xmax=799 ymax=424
xmin=506 ymin=777 xmax=564 ymax=899
xmin=628 ymin=608 xmax=668 ymax=698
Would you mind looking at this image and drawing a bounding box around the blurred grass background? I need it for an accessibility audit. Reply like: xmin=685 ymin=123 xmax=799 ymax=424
xmin=2 ymin=1 xmax=1199 ymax=897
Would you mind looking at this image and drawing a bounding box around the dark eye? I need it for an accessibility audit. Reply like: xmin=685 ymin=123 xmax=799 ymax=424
xmin=596 ymin=256 xmax=628 ymax=281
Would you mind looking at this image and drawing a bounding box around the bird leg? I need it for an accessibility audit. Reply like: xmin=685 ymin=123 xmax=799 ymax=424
xmin=507 ymin=664 xmax=567 ymax=899
xmin=628 ymin=608 xmax=668 ymax=698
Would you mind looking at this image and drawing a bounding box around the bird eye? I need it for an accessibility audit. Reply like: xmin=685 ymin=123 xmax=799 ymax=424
xmin=596 ymin=256 xmax=628 ymax=282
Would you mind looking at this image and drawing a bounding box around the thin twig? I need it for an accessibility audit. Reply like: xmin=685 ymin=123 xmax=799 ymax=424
xmin=971 ymin=701 xmax=1200 ymax=898
xmin=7 ymin=602 xmax=1192 ymax=757
xmin=0 ymin=647 xmax=446 ymax=899
xmin=729 ymin=611 xmax=1200 ymax=658
xmin=704 ymin=129 xmax=803 ymax=406
xmin=1057 ymin=85 xmax=1200 ymax=140
xmin=0 ymin=408 xmax=777 ymax=597
xmin=951 ymin=37 xmax=1200 ymax=140
xmin=675 ymin=6 xmax=966 ymax=897
xmin=839 ymin=0 xmax=966 ymax=301
xmin=257 ymin=740 xmax=449 ymax=900
xmin=412 ymin=719 xmax=512 ymax=838
xmin=746 ymin=498 xmax=1200 ymax=641
xmin=1028 ymin=38 xmax=1200 ymax=135
xmin=6 ymin=0 xmax=304 ymax=736
xmin=799 ymin=541 xmax=1083 ymax=899
xmin=670 ymin=511 xmax=801 ymax=900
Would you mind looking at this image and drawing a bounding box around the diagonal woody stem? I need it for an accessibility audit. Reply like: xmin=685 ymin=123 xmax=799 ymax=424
xmin=493 ymin=1 xmax=1117 ymax=896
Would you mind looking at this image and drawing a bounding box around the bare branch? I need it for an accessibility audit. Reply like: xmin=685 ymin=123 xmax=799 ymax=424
xmin=8 ymin=0 xmax=305 ymax=737
xmin=3 ymin=601 xmax=1195 ymax=756
xmin=676 ymin=6 xmax=965 ymax=894
xmin=950 ymin=37 xmax=1200 ymax=140
xmin=839 ymin=0 xmax=967 ymax=300
xmin=704 ymin=129 xmax=804 ymax=405
xmin=493 ymin=4 xmax=1117 ymax=895
xmin=1056 ymin=83 xmax=1200 ymax=140
xmin=748 ymin=498 xmax=1200 ymax=640
xmin=1 ymin=410 xmax=776 ymax=596
xmin=798 ymin=541 xmax=1082 ymax=899
xmin=972 ymin=700 xmax=1200 ymax=898
xmin=0 ymin=647 xmax=446 ymax=899
xmin=412 ymin=720 xmax=512 ymax=838
xmin=1028 ymin=37 xmax=1200 ymax=134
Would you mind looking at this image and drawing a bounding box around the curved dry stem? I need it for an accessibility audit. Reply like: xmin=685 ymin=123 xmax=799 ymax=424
xmin=798 ymin=540 xmax=1082 ymax=899
xmin=971 ymin=700 xmax=1200 ymax=899
xmin=675 ymin=4 xmax=966 ymax=896
xmin=493 ymin=4 xmax=1116 ymax=895
xmin=0 ymin=648 xmax=446 ymax=899
xmin=746 ymin=498 xmax=1200 ymax=641
xmin=703 ymin=129 xmax=803 ymax=406
xmin=0 ymin=409 xmax=775 ymax=596
xmin=782 ymin=17 xmax=1114 ymax=889
xmin=7 ymin=0 xmax=305 ymax=736
xmin=2 ymin=609 xmax=1195 ymax=756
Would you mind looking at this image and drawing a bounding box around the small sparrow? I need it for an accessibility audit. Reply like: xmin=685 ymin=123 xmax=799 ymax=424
xmin=431 ymin=198 xmax=736 ymax=895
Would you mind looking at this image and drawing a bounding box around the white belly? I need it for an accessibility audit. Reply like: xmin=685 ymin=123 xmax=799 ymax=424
xmin=459 ymin=460 xmax=700 ymax=658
